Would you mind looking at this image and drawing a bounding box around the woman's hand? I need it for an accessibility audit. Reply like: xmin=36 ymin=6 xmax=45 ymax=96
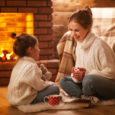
xmin=72 ymin=67 xmax=86 ymax=81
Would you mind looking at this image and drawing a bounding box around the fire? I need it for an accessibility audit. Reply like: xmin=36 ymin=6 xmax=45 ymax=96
xmin=0 ymin=13 xmax=34 ymax=62
xmin=0 ymin=50 xmax=17 ymax=61
xmin=6 ymin=53 xmax=11 ymax=60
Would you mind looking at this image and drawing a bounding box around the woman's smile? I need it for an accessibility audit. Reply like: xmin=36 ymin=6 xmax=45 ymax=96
xmin=68 ymin=21 xmax=90 ymax=42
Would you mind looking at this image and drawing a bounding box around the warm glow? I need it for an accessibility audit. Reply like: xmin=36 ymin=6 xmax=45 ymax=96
xmin=0 ymin=13 xmax=34 ymax=61
xmin=0 ymin=50 xmax=18 ymax=61
xmin=0 ymin=23 xmax=6 ymax=27
xmin=26 ymin=14 xmax=33 ymax=21
xmin=26 ymin=14 xmax=33 ymax=34
xmin=0 ymin=53 xmax=4 ymax=57
xmin=6 ymin=54 xmax=11 ymax=60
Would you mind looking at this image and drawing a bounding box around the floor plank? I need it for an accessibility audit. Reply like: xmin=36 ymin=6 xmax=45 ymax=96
xmin=0 ymin=87 xmax=115 ymax=115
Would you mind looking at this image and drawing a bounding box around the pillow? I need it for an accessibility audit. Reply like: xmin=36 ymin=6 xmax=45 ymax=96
xmin=101 ymin=24 xmax=115 ymax=53
xmin=91 ymin=8 xmax=115 ymax=53
xmin=91 ymin=8 xmax=115 ymax=36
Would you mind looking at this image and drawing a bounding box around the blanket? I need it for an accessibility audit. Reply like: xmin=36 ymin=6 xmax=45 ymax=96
xmin=17 ymin=97 xmax=115 ymax=113
xmin=17 ymin=101 xmax=90 ymax=113
xmin=16 ymin=89 xmax=115 ymax=113
xmin=55 ymin=31 xmax=77 ymax=82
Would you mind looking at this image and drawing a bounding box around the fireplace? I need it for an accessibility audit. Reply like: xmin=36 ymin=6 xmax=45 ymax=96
xmin=0 ymin=0 xmax=59 ymax=86
xmin=0 ymin=13 xmax=33 ymax=61
xmin=0 ymin=0 xmax=54 ymax=60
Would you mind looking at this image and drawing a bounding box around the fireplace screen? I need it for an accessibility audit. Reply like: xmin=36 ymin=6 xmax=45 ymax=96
xmin=0 ymin=13 xmax=34 ymax=61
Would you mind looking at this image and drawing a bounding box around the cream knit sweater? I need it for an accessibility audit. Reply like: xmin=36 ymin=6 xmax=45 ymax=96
xmin=75 ymin=32 xmax=115 ymax=80
xmin=7 ymin=57 xmax=53 ymax=106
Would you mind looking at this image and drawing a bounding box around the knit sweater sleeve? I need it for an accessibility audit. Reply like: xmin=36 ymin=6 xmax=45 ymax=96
xmin=24 ymin=63 xmax=54 ymax=91
xmin=89 ymin=40 xmax=115 ymax=80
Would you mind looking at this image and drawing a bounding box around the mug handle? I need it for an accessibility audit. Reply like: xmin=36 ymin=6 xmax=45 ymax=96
xmin=44 ymin=96 xmax=48 ymax=103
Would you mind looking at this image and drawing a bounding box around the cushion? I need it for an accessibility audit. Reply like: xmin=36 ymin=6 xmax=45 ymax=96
xmin=91 ymin=8 xmax=115 ymax=53
xmin=92 ymin=8 xmax=115 ymax=36
xmin=102 ymin=24 xmax=115 ymax=53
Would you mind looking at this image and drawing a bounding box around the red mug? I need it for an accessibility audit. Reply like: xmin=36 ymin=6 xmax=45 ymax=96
xmin=72 ymin=67 xmax=81 ymax=83
xmin=72 ymin=67 xmax=79 ymax=73
xmin=44 ymin=95 xmax=61 ymax=106
xmin=72 ymin=67 xmax=86 ymax=83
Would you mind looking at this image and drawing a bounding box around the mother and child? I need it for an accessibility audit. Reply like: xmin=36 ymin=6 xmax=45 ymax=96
xmin=8 ymin=6 xmax=115 ymax=107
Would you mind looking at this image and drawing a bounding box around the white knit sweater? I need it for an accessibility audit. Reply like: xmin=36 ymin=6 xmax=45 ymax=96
xmin=7 ymin=56 xmax=53 ymax=105
xmin=75 ymin=32 xmax=115 ymax=80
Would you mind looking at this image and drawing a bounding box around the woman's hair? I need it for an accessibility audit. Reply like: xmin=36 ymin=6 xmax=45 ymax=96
xmin=69 ymin=6 xmax=93 ymax=29
xmin=11 ymin=33 xmax=38 ymax=57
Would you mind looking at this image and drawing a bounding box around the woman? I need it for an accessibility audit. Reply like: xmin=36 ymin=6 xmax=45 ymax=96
xmin=7 ymin=33 xmax=59 ymax=106
xmin=59 ymin=7 xmax=115 ymax=100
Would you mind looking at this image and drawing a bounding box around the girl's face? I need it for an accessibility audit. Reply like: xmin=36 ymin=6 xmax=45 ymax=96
xmin=68 ymin=21 xmax=90 ymax=42
xmin=28 ymin=41 xmax=40 ymax=60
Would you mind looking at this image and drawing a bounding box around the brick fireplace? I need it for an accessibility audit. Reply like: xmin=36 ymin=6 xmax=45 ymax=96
xmin=0 ymin=0 xmax=59 ymax=85
xmin=0 ymin=13 xmax=34 ymax=61
xmin=0 ymin=0 xmax=54 ymax=60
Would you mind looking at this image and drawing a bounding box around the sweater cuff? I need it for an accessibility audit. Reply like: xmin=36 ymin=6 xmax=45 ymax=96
xmin=45 ymin=81 xmax=54 ymax=86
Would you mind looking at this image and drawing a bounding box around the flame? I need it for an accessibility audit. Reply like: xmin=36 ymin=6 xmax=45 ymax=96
xmin=6 ymin=53 xmax=11 ymax=60
xmin=0 ymin=50 xmax=17 ymax=61
xmin=0 ymin=53 xmax=4 ymax=57
xmin=0 ymin=13 xmax=34 ymax=60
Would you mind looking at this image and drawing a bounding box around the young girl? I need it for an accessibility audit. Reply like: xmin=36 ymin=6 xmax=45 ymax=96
xmin=7 ymin=33 xmax=59 ymax=106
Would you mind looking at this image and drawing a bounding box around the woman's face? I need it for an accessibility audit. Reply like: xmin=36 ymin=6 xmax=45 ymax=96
xmin=28 ymin=41 xmax=40 ymax=60
xmin=68 ymin=21 xmax=90 ymax=42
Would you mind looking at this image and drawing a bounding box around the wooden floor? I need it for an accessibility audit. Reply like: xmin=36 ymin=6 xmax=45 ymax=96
xmin=0 ymin=87 xmax=115 ymax=115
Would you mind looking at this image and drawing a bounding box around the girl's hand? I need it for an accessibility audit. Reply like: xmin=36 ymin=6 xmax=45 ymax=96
xmin=40 ymin=64 xmax=47 ymax=74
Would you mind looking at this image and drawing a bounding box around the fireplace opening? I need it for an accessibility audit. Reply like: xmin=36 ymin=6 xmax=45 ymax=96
xmin=0 ymin=13 xmax=34 ymax=61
